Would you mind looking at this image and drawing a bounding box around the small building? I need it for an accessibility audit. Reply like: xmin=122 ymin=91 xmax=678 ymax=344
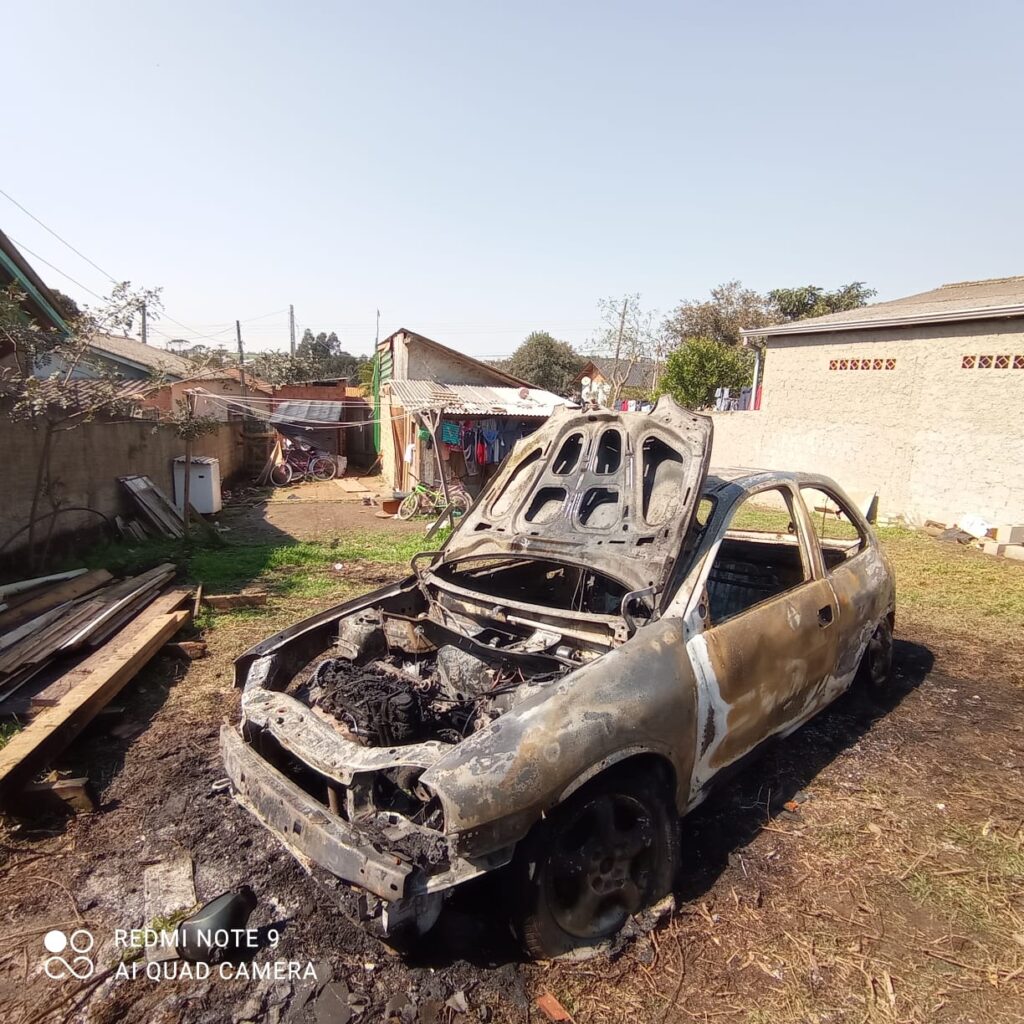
xmin=572 ymin=356 xmax=658 ymax=406
xmin=725 ymin=275 xmax=1024 ymax=525
xmin=375 ymin=329 xmax=565 ymax=495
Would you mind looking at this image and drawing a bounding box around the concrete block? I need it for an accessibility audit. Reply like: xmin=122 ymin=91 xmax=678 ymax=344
xmin=994 ymin=524 xmax=1024 ymax=545
xmin=981 ymin=541 xmax=1007 ymax=557
xmin=1002 ymin=545 xmax=1024 ymax=562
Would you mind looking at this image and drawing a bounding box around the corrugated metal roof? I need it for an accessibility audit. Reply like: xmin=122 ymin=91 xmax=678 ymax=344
xmin=742 ymin=275 xmax=1024 ymax=339
xmin=388 ymin=379 xmax=565 ymax=417
xmin=269 ymin=400 xmax=344 ymax=424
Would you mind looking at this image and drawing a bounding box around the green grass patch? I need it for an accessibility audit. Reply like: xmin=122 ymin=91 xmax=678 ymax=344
xmin=0 ymin=720 xmax=22 ymax=750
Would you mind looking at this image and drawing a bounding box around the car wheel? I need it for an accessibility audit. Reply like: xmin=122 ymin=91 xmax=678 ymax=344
xmin=512 ymin=768 xmax=679 ymax=959
xmin=858 ymin=617 xmax=894 ymax=689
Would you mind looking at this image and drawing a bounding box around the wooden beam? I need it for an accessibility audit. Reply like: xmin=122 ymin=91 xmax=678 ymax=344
xmin=0 ymin=610 xmax=189 ymax=801
xmin=0 ymin=570 xmax=113 ymax=633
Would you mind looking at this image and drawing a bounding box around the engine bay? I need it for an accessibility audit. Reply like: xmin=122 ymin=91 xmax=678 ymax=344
xmin=287 ymin=557 xmax=636 ymax=751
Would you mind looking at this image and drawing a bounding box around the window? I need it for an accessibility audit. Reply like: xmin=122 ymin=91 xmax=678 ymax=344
xmin=799 ymin=487 xmax=866 ymax=571
xmin=705 ymin=488 xmax=809 ymax=625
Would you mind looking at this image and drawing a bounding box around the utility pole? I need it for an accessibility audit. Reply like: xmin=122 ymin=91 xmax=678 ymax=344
xmin=375 ymin=309 xmax=380 ymax=347
xmin=289 ymin=304 xmax=296 ymax=357
xmin=140 ymin=302 xmax=148 ymax=345
xmin=236 ymin=320 xmax=248 ymax=407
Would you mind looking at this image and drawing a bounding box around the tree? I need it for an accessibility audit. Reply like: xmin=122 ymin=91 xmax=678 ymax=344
xmin=767 ymin=282 xmax=876 ymax=322
xmin=658 ymin=337 xmax=754 ymax=410
xmin=1 ymin=280 xmax=169 ymax=568
xmin=663 ymin=281 xmax=771 ymax=348
xmin=590 ymin=294 xmax=659 ymax=406
xmin=503 ymin=331 xmax=584 ymax=395
xmin=293 ymin=328 xmax=370 ymax=381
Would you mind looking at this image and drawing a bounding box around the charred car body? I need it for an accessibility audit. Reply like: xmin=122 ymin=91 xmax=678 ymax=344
xmin=223 ymin=397 xmax=895 ymax=957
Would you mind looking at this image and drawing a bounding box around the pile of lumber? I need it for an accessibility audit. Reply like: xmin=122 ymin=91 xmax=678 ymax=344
xmin=0 ymin=565 xmax=194 ymax=806
xmin=120 ymin=474 xmax=217 ymax=541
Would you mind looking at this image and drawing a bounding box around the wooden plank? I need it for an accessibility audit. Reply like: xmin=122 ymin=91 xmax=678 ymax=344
xmin=31 ymin=588 xmax=192 ymax=708
xmin=20 ymin=777 xmax=95 ymax=814
xmin=0 ymin=609 xmax=190 ymax=800
xmin=0 ymin=569 xmax=88 ymax=600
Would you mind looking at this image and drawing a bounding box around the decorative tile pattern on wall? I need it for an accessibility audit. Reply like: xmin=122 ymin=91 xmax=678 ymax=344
xmin=962 ymin=353 xmax=1024 ymax=368
xmin=827 ymin=357 xmax=897 ymax=370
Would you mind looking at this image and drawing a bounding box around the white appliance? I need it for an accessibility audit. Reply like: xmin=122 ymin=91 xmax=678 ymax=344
xmin=173 ymin=456 xmax=222 ymax=514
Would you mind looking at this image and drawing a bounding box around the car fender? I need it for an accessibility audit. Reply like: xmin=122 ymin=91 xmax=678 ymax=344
xmin=419 ymin=616 xmax=699 ymax=857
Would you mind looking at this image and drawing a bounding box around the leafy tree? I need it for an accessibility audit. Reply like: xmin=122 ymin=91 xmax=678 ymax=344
xmin=590 ymin=294 xmax=659 ymax=406
xmin=663 ymin=281 xmax=771 ymax=348
xmin=1 ymin=280 xmax=169 ymax=567
xmin=294 ymin=328 xmax=370 ymax=381
xmin=503 ymin=331 xmax=584 ymax=394
xmin=767 ymin=282 xmax=876 ymax=321
xmin=658 ymin=337 xmax=754 ymax=410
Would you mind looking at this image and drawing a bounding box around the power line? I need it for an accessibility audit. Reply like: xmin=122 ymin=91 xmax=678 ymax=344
xmin=0 ymin=186 xmax=118 ymax=283
xmin=5 ymin=236 xmax=107 ymax=301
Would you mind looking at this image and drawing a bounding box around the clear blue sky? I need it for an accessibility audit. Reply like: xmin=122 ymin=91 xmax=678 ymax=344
xmin=5 ymin=1 xmax=1023 ymax=357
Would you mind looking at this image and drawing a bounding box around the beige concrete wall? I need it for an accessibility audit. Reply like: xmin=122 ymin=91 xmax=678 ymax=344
xmin=1 ymin=417 xmax=245 ymax=560
xmin=710 ymin=318 xmax=1024 ymax=525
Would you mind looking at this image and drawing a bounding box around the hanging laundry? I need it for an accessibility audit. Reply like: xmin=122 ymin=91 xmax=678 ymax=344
xmin=441 ymin=421 xmax=461 ymax=446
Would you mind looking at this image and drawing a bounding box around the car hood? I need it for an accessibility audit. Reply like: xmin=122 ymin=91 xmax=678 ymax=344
xmin=442 ymin=396 xmax=713 ymax=595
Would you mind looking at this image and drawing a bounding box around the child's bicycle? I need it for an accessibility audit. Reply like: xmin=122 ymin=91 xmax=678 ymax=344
xmin=396 ymin=481 xmax=472 ymax=520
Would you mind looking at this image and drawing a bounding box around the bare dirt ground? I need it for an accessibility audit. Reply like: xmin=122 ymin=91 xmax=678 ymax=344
xmin=1 ymin=506 xmax=1022 ymax=1024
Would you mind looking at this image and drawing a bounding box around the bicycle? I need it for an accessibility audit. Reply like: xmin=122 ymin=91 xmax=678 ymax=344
xmin=270 ymin=443 xmax=338 ymax=486
xmin=396 ymin=481 xmax=472 ymax=520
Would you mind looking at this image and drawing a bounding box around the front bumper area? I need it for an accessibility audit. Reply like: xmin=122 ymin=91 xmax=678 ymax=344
xmin=221 ymin=725 xmax=412 ymax=901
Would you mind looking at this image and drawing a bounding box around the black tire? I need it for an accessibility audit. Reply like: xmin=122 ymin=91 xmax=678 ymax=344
xmin=310 ymin=456 xmax=337 ymax=481
xmin=857 ymin=617 xmax=894 ymax=690
xmin=511 ymin=767 xmax=679 ymax=959
xmin=270 ymin=462 xmax=293 ymax=487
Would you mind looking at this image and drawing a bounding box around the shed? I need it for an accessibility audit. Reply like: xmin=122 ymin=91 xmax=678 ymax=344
xmin=374 ymin=329 xmax=566 ymax=495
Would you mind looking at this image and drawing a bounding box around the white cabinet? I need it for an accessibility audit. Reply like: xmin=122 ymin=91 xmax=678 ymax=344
xmin=173 ymin=456 xmax=222 ymax=514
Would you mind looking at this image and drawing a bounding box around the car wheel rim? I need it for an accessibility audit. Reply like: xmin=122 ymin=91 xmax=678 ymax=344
xmin=546 ymin=793 xmax=655 ymax=939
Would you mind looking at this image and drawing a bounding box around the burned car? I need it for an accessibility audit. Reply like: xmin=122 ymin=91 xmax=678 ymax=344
xmin=222 ymin=396 xmax=895 ymax=957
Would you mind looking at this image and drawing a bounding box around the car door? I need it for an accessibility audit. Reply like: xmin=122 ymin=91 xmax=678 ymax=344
xmin=686 ymin=484 xmax=840 ymax=797
xmin=797 ymin=483 xmax=887 ymax=698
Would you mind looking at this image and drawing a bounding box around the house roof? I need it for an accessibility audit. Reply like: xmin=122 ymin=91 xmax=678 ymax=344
xmin=0 ymin=227 xmax=71 ymax=335
xmin=0 ymin=372 xmax=159 ymax=411
xmin=741 ymin=275 xmax=1024 ymax=340
xmin=269 ymin=400 xmax=344 ymax=425
xmin=381 ymin=328 xmax=535 ymax=388
xmin=576 ymin=356 xmax=658 ymax=389
xmin=388 ymin=379 xmax=566 ymax=418
xmin=87 ymin=333 xmax=195 ymax=378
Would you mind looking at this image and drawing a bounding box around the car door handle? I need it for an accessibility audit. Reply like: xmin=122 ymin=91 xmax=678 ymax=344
xmin=818 ymin=605 xmax=834 ymax=627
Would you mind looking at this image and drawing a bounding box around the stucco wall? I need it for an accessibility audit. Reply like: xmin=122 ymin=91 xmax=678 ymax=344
xmin=710 ymin=318 xmax=1024 ymax=525
xmin=1 ymin=417 xmax=245 ymax=560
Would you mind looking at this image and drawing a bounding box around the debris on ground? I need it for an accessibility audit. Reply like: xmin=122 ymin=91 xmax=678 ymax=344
xmin=204 ymin=592 xmax=269 ymax=611
xmin=0 ymin=565 xmax=193 ymax=805
xmin=536 ymin=991 xmax=574 ymax=1021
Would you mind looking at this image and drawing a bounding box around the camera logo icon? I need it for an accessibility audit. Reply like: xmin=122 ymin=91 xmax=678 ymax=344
xmin=43 ymin=929 xmax=95 ymax=980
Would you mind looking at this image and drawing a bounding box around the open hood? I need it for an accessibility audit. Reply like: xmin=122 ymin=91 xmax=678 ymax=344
xmin=441 ymin=396 xmax=713 ymax=596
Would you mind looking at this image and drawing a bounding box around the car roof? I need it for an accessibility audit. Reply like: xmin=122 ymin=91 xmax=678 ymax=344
xmin=704 ymin=467 xmax=840 ymax=495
